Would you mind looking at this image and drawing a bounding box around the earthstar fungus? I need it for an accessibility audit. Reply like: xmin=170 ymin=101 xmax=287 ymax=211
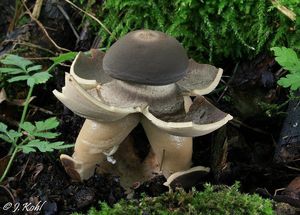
xmin=53 ymin=30 xmax=233 ymax=185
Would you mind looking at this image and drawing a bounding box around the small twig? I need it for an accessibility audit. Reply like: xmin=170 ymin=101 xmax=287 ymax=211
xmin=7 ymin=99 xmax=55 ymax=115
xmin=7 ymin=0 xmax=22 ymax=33
xmin=57 ymin=4 xmax=80 ymax=40
xmin=285 ymin=165 xmax=300 ymax=172
xmin=159 ymin=149 xmax=166 ymax=171
xmin=15 ymin=41 xmax=57 ymax=55
xmin=274 ymin=187 xmax=285 ymax=196
xmin=295 ymin=100 xmax=300 ymax=109
xmin=275 ymin=68 xmax=285 ymax=77
xmin=0 ymin=147 xmax=20 ymax=183
xmin=217 ymin=63 xmax=239 ymax=102
xmin=78 ymin=20 xmax=90 ymax=44
xmin=29 ymin=104 xmax=55 ymax=115
xmin=230 ymin=118 xmax=270 ymax=135
xmin=217 ymin=86 xmax=229 ymax=102
xmin=32 ymin=0 xmax=44 ymax=19
xmin=17 ymin=157 xmax=30 ymax=181
xmin=220 ymin=79 xmax=227 ymax=85
xmin=21 ymin=0 xmax=71 ymax=52
xmin=60 ymin=63 xmax=71 ymax=68
xmin=271 ymin=0 xmax=296 ymax=21
xmin=0 ymin=185 xmax=15 ymax=206
xmin=270 ymin=134 xmax=277 ymax=147
xmin=24 ymin=56 xmax=53 ymax=60
xmin=64 ymin=0 xmax=116 ymax=40
xmin=3 ymin=39 xmax=56 ymax=55
xmin=91 ymin=35 xmax=102 ymax=49
xmin=43 ymin=26 xmax=58 ymax=31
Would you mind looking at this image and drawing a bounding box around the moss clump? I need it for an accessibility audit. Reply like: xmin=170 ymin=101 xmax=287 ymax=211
xmin=94 ymin=0 xmax=298 ymax=64
xmin=75 ymin=183 xmax=274 ymax=215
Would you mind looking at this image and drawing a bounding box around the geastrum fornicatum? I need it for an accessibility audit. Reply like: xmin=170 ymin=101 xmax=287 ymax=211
xmin=53 ymin=30 xmax=233 ymax=186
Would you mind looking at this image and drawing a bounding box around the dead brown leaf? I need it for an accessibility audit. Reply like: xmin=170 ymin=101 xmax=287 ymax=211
xmin=0 ymin=88 xmax=7 ymax=103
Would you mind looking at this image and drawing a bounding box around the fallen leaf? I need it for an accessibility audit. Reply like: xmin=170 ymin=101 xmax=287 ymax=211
xmin=31 ymin=163 xmax=44 ymax=182
xmin=283 ymin=176 xmax=300 ymax=200
xmin=0 ymin=88 xmax=7 ymax=103
xmin=12 ymin=96 xmax=36 ymax=106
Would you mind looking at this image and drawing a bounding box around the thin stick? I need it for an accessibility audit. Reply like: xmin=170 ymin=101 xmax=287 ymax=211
xmin=30 ymin=105 xmax=54 ymax=115
xmin=57 ymin=4 xmax=80 ymax=40
xmin=21 ymin=0 xmax=71 ymax=52
xmin=285 ymin=165 xmax=300 ymax=172
xmin=7 ymin=0 xmax=22 ymax=33
xmin=15 ymin=41 xmax=57 ymax=55
xmin=3 ymin=39 xmax=56 ymax=55
xmin=24 ymin=57 xmax=54 ymax=60
xmin=230 ymin=118 xmax=270 ymax=135
xmin=271 ymin=0 xmax=296 ymax=21
xmin=217 ymin=63 xmax=239 ymax=102
xmin=159 ymin=149 xmax=166 ymax=171
xmin=32 ymin=0 xmax=44 ymax=19
xmin=0 ymin=147 xmax=19 ymax=183
xmin=0 ymin=185 xmax=15 ymax=205
xmin=64 ymin=0 xmax=116 ymax=40
xmin=274 ymin=187 xmax=285 ymax=196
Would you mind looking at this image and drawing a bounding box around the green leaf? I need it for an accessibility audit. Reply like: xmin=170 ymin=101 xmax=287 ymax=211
xmin=0 ymin=68 xmax=24 ymax=75
xmin=20 ymin=122 xmax=36 ymax=133
xmin=20 ymin=119 xmax=60 ymax=139
xmin=0 ymin=134 xmax=12 ymax=143
xmin=32 ymin=140 xmax=50 ymax=152
xmin=7 ymin=75 xmax=30 ymax=83
xmin=0 ymin=122 xmax=8 ymax=132
xmin=24 ymin=139 xmax=49 ymax=152
xmin=35 ymin=117 xmax=59 ymax=131
xmin=272 ymin=47 xmax=300 ymax=91
xmin=51 ymin=52 xmax=77 ymax=65
xmin=271 ymin=47 xmax=300 ymax=73
xmin=20 ymin=145 xmax=36 ymax=154
xmin=27 ymin=77 xmax=35 ymax=87
xmin=49 ymin=142 xmax=74 ymax=149
xmin=31 ymin=72 xmax=52 ymax=84
xmin=6 ymin=130 xmax=22 ymax=140
xmin=0 ymin=54 xmax=33 ymax=71
xmin=27 ymin=65 xmax=42 ymax=72
xmin=278 ymin=73 xmax=300 ymax=91
xmin=0 ymin=123 xmax=21 ymax=143
xmin=31 ymin=131 xmax=60 ymax=139
xmin=22 ymin=140 xmax=72 ymax=153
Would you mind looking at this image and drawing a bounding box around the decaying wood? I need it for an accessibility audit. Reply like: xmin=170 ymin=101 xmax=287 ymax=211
xmin=275 ymin=91 xmax=300 ymax=163
xmin=211 ymin=126 xmax=228 ymax=182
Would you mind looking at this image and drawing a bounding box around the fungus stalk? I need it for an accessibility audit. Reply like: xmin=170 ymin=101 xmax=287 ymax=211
xmin=141 ymin=119 xmax=193 ymax=178
xmin=61 ymin=114 xmax=140 ymax=180
xmin=141 ymin=96 xmax=194 ymax=178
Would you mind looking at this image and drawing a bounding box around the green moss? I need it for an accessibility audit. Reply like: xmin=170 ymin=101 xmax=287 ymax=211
xmin=92 ymin=0 xmax=298 ymax=64
xmin=75 ymin=183 xmax=275 ymax=215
